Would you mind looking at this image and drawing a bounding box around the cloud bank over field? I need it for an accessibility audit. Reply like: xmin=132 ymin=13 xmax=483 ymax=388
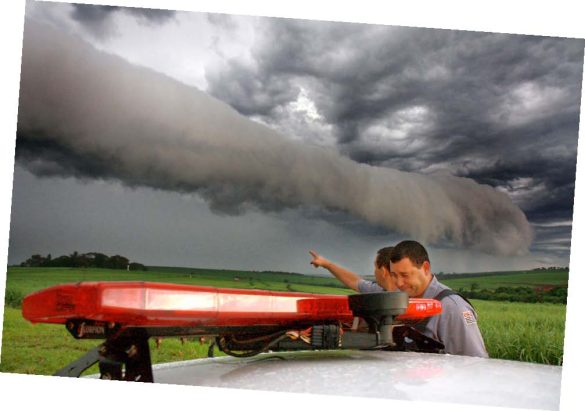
xmin=206 ymin=19 xmax=584 ymax=227
xmin=16 ymin=20 xmax=533 ymax=255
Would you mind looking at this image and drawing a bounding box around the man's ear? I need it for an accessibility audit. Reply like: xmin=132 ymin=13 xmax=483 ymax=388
xmin=422 ymin=261 xmax=431 ymax=275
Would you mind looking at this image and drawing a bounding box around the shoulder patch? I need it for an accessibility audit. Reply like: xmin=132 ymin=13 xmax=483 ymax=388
xmin=462 ymin=310 xmax=476 ymax=325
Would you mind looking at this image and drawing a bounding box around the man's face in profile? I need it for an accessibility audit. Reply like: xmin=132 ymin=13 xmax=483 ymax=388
xmin=374 ymin=261 xmax=396 ymax=291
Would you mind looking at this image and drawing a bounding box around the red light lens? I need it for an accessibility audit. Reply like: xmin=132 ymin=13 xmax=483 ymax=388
xmin=396 ymin=298 xmax=442 ymax=320
xmin=22 ymin=282 xmax=441 ymax=328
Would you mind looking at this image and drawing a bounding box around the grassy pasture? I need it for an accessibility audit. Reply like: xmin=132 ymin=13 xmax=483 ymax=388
xmin=473 ymin=300 xmax=565 ymax=365
xmin=441 ymin=270 xmax=568 ymax=290
xmin=1 ymin=266 xmax=566 ymax=375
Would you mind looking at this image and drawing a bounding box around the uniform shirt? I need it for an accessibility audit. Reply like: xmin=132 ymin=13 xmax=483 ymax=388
xmin=357 ymin=279 xmax=384 ymax=294
xmin=357 ymin=276 xmax=488 ymax=358
xmin=421 ymin=276 xmax=488 ymax=358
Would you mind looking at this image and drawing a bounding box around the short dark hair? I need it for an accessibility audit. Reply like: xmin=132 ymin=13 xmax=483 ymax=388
xmin=390 ymin=240 xmax=429 ymax=267
xmin=375 ymin=246 xmax=394 ymax=270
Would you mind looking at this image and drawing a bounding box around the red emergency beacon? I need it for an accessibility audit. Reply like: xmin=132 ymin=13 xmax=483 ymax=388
xmin=22 ymin=282 xmax=443 ymax=382
xmin=23 ymin=281 xmax=441 ymax=327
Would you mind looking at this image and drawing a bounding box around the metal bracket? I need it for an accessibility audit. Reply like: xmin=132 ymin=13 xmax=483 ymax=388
xmin=97 ymin=331 xmax=153 ymax=382
xmin=392 ymin=325 xmax=445 ymax=353
xmin=54 ymin=345 xmax=103 ymax=378
xmin=55 ymin=327 xmax=154 ymax=382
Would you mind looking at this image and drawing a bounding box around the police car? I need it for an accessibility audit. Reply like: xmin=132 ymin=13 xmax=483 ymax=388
xmin=21 ymin=281 xmax=562 ymax=410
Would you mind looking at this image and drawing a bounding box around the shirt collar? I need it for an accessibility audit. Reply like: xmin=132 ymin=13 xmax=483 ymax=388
xmin=421 ymin=275 xmax=441 ymax=298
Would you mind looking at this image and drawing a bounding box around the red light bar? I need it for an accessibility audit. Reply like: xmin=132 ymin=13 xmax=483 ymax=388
xmin=396 ymin=298 xmax=442 ymax=320
xmin=22 ymin=282 xmax=441 ymax=328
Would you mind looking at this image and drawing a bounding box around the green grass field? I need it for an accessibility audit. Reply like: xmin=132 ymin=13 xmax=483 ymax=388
xmin=1 ymin=266 xmax=567 ymax=375
xmin=440 ymin=270 xmax=569 ymax=290
xmin=472 ymin=300 xmax=565 ymax=365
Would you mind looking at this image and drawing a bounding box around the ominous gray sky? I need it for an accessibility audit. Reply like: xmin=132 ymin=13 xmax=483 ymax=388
xmin=5 ymin=0 xmax=585 ymax=275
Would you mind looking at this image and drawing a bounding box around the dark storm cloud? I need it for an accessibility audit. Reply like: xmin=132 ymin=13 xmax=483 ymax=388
xmin=208 ymin=59 xmax=300 ymax=116
xmin=463 ymin=154 xmax=578 ymax=222
xmin=530 ymin=222 xmax=573 ymax=260
xmin=70 ymin=3 xmax=175 ymax=37
xmin=16 ymin=19 xmax=534 ymax=256
xmin=205 ymin=19 xmax=584 ymax=244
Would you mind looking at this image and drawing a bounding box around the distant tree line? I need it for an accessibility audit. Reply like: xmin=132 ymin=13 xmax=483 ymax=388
xmin=458 ymin=285 xmax=567 ymax=304
xmin=19 ymin=252 xmax=147 ymax=271
xmin=436 ymin=267 xmax=568 ymax=280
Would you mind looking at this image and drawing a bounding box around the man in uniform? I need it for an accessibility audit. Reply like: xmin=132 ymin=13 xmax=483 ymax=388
xmin=388 ymin=240 xmax=488 ymax=357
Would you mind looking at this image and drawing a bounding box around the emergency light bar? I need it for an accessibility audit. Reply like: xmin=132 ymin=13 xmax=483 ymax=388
xmin=21 ymin=282 xmax=444 ymax=382
xmin=22 ymin=281 xmax=441 ymax=328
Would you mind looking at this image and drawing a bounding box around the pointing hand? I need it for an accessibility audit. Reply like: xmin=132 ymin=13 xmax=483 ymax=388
xmin=309 ymin=250 xmax=329 ymax=268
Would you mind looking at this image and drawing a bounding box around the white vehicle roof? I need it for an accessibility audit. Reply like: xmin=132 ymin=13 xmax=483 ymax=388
xmin=148 ymin=350 xmax=561 ymax=410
